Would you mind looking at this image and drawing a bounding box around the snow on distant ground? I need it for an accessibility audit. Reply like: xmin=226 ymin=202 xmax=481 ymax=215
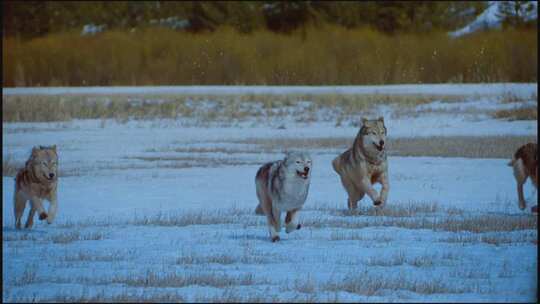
xmin=2 ymin=84 xmax=537 ymax=302
xmin=449 ymin=1 xmax=538 ymax=38
xmin=2 ymin=83 xmax=537 ymax=98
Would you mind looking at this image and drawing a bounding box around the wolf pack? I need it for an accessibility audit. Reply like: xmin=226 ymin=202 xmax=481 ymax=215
xmin=13 ymin=117 xmax=538 ymax=242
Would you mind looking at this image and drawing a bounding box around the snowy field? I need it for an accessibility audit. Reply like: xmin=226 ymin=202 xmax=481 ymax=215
xmin=2 ymin=84 xmax=538 ymax=302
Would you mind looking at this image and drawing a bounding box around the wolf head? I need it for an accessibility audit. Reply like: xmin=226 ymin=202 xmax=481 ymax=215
xmin=29 ymin=145 xmax=58 ymax=183
xmin=283 ymin=151 xmax=312 ymax=180
xmin=358 ymin=117 xmax=387 ymax=154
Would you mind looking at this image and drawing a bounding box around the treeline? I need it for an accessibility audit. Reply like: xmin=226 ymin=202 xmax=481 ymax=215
xmin=3 ymin=26 xmax=537 ymax=86
xmin=4 ymin=1 xmax=492 ymax=38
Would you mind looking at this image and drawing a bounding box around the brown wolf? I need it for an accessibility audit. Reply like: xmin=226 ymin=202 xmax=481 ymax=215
xmin=255 ymin=152 xmax=312 ymax=242
xmin=332 ymin=117 xmax=389 ymax=210
xmin=508 ymin=142 xmax=537 ymax=211
xmin=14 ymin=145 xmax=59 ymax=229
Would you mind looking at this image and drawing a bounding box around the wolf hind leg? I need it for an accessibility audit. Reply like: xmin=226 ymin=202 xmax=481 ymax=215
xmin=340 ymin=176 xmax=363 ymax=210
xmin=14 ymin=192 xmax=27 ymax=230
xmin=266 ymin=211 xmax=281 ymax=242
xmin=513 ymin=159 xmax=528 ymax=210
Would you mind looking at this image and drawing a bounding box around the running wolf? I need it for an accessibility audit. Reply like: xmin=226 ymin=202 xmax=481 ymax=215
xmin=332 ymin=117 xmax=389 ymax=210
xmin=14 ymin=145 xmax=59 ymax=229
xmin=255 ymin=152 xmax=312 ymax=242
xmin=508 ymin=142 xmax=537 ymax=211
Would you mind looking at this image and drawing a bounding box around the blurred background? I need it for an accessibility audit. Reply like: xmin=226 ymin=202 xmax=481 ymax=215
xmin=2 ymin=1 xmax=538 ymax=87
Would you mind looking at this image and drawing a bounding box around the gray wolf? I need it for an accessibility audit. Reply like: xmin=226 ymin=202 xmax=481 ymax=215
xmin=508 ymin=142 xmax=537 ymax=211
xmin=332 ymin=117 xmax=389 ymax=210
xmin=255 ymin=152 xmax=312 ymax=242
xmin=14 ymin=145 xmax=59 ymax=229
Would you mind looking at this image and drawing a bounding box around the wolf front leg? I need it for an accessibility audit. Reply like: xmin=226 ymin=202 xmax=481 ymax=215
xmin=361 ymin=178 xmax=382 ymax=206
xmin=285 ymin=208 xmax=302 ymax=233
xmin=512 ymin=159 xmax=528 ymax=210
xmin=30 ymin=197 xmax=48 ymax=221
xmin=46 ymin=191 xmax=58 ymax=224
xmin=378 ymin=173 xmax=390 ymax=207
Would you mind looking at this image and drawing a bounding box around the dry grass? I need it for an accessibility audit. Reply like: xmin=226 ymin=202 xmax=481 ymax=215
xmin=493 ymin=107 xmax=538 ymax=121
xmin=499 ymin=92 xmax=536 ymax=104
xmin=231 ymin=135 xmax=537 ymax=159
xmin=335 ymin=202 xmax=440 ymax=218
xmin=329 ymin=230 xmax=393 ymax=242
xmin=2 ymin=154 xmax=21 ymax=176
xmin=106 ymin=270 xmax=266 ymax=289
xmin=26 ymin=292 xmax=186 ymax=303
xmin=364 ymin=251 xmax=406 ymax=267
xmin=50 ymin=231 xmax=105 ymax=244
xmin=177 ymin=250 xmax=272 ymax=265
xmin=13 ymin=266 xmax=38 ymax=286
xmin=2 ymin=93 xmax=460 ymax=123
xmin=129 ymin=208 xmax=257 ymax=227
xmin=3 ymin=26 xmax=537 ymax=86
xmin=63 ymin=250 xmax=126 ymax=262
xmin=323 ymin=270 xmax=476 ymax=296
xmin=305 ymin=212 xmax=537 ymax=233
xmin=124 ymin=155 xmax=259 ymax=168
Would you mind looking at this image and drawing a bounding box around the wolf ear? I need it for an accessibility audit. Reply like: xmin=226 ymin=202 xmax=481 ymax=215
xmin=378 ymin=116 xmax=384 ymax=122
xmin=51 ymin=145 xmax=57 ymax=152
xmin=32 ymin=146 xmax=40 ymax=156
xmin=361 ymin=117 xmax=368 ymax=125
xmin=284 ymin=150 xmax=291 ymax=160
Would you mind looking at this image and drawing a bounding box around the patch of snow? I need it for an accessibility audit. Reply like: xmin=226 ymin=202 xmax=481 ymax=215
xmin=2 ymin=83 xmax=537 ymax=98
xmin=149 ymin=17 xmax=190 ymax=30
xmin=81 ymin=24 xmax=106 ymax=36
xmin=449 ymin=1 xmax=538 ymax=38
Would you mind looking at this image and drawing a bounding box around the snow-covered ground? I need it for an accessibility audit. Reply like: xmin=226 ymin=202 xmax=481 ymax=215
xmin=2 ymin=83 xmax=537 ymax=97
xmin=2 ymin=85 xmax=537 ymax=302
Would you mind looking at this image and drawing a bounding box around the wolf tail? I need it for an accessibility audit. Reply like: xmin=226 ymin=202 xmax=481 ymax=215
xmin=255 ymin=204 xmax=264 ymax=215
xmin=508 ymin=155 xmax=517 ymax=167
xmin=332 ymin=156 xmax=340 ymax=173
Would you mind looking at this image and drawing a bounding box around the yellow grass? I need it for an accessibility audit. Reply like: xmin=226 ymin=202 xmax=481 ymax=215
xmin=3 ymin=26 xmax=537 ymax=86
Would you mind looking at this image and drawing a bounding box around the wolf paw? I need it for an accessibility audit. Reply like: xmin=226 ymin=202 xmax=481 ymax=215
xmin=373 ymin=200 xmax=382 ymax=206
xmin=39 ymin=212 xmax=48 ymax=220
xmin=297 ymin=224 xmax=301 ymax=230
xmin=271 ymin=236 xmax=280 ymax=243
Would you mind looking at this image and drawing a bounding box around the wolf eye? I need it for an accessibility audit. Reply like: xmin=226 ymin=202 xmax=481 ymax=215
xmin=296 ymin=161 xmax=301 ymax=164
xmin=42 ymin=161 xmax=47 ymax=165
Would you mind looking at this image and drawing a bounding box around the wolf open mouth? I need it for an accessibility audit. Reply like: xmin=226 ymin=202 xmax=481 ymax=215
xmin=296 ymin=170 xmax=309 ymax=179
xmin=373 ymin=143 xmax=384 ymax=152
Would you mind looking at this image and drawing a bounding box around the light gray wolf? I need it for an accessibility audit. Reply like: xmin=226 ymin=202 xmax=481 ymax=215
xmin=508 ymin=142 xmax=537 ymax=211
xmin=332 ymin=117 xmax=389 ymax=210
xmin=255 ymin=152 xmax=312 ymax=242
xmin=14 ymin=145 xmax=59 ymax=229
